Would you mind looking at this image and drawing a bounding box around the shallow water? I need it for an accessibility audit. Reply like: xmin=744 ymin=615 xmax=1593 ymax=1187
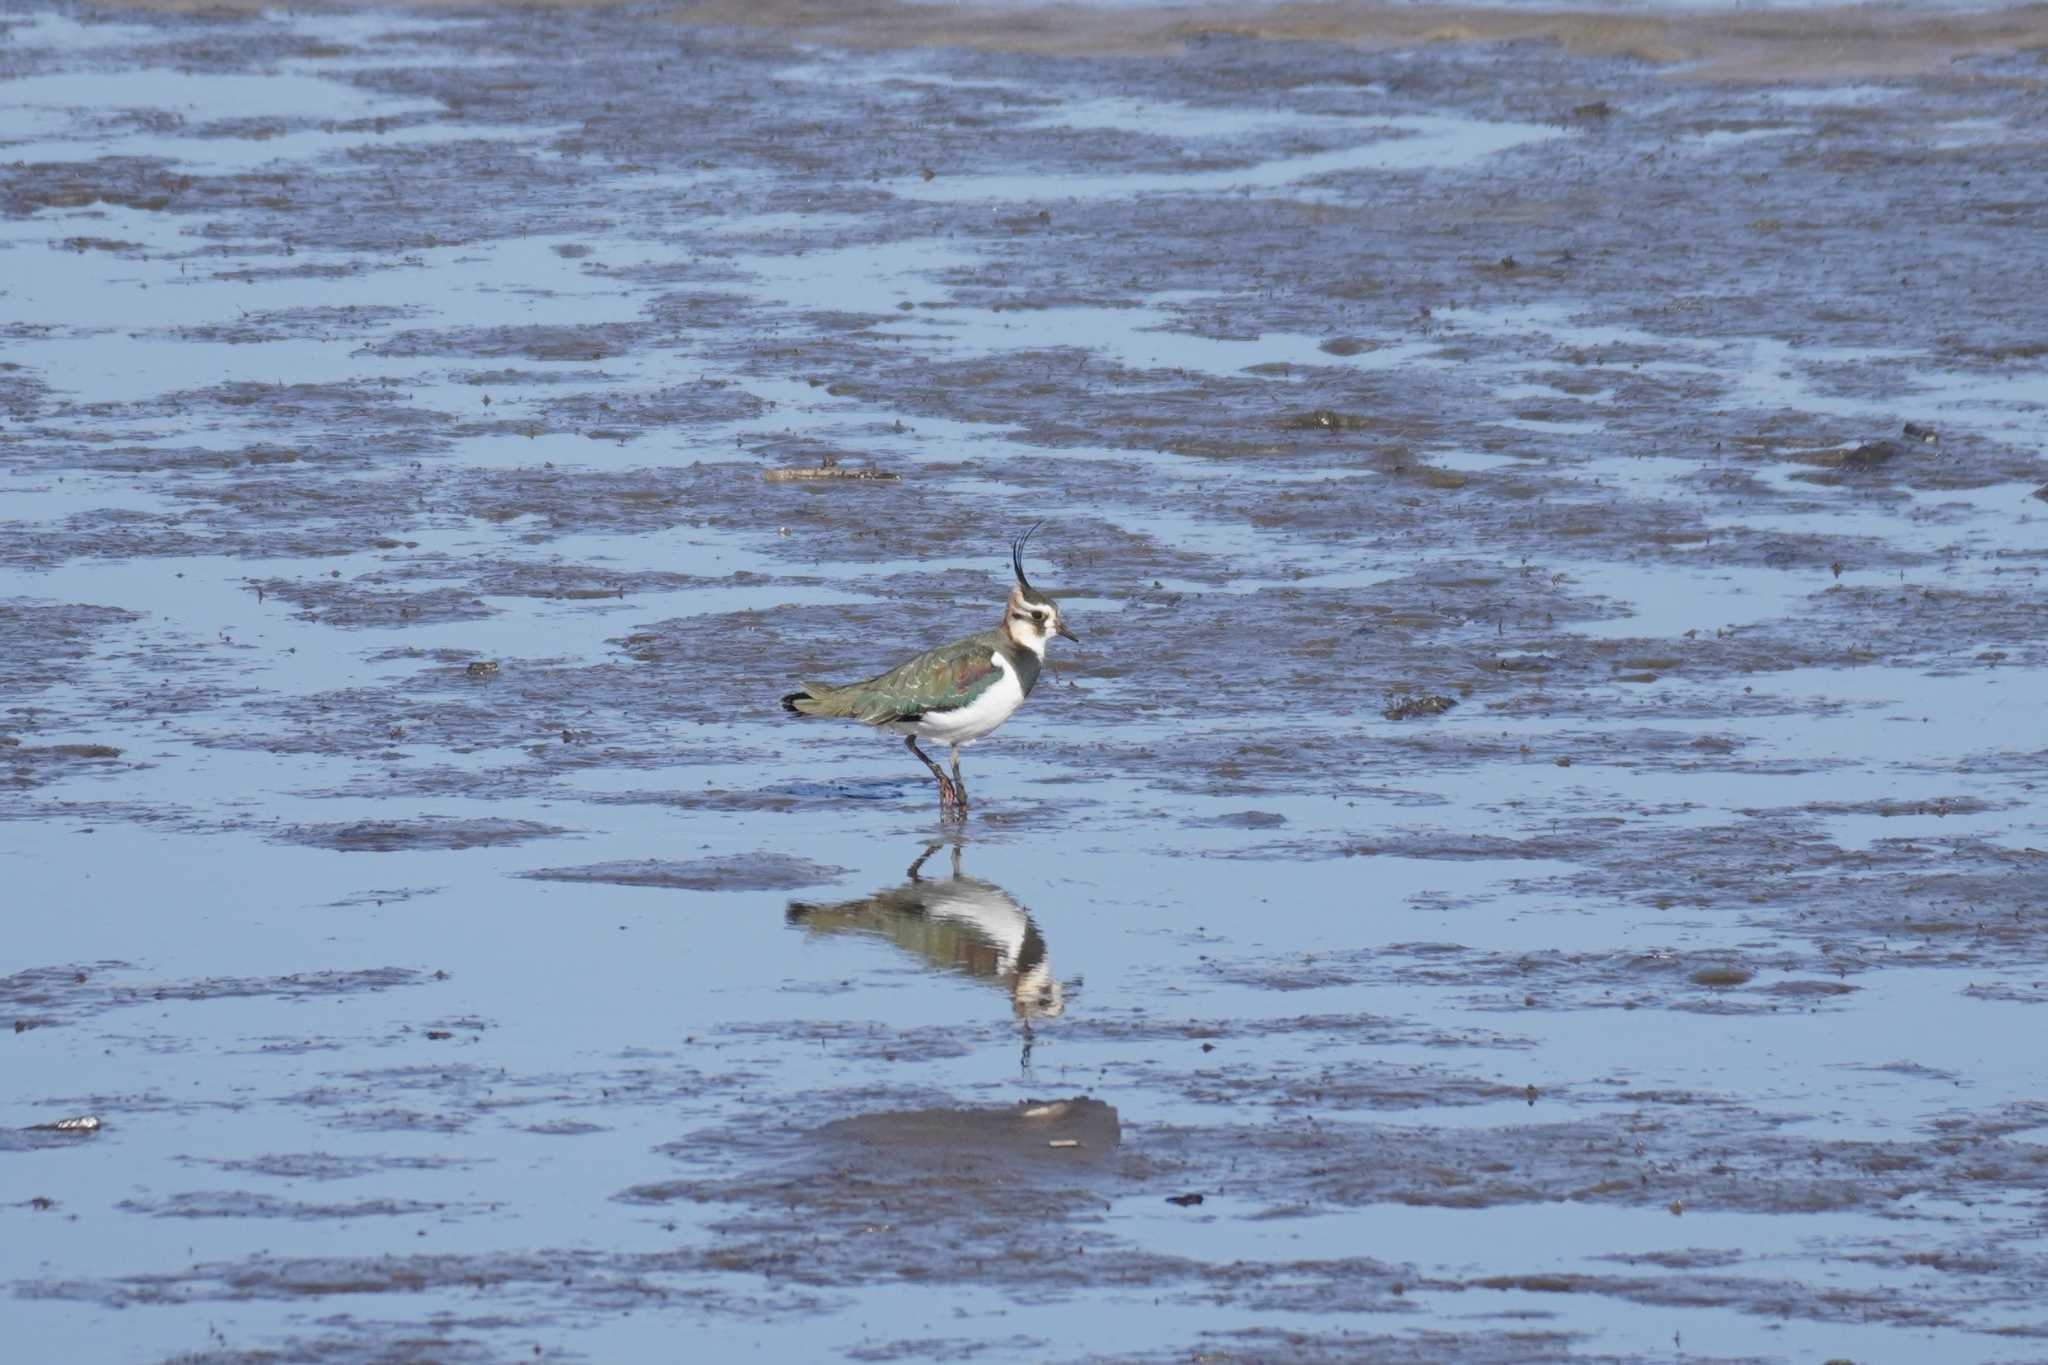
xmin=5 ymin=3 xmax=2048 ymax=1362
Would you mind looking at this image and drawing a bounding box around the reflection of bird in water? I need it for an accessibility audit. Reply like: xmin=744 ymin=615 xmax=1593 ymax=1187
xmin=786 ymin=842 xmax=1063 ymax=1021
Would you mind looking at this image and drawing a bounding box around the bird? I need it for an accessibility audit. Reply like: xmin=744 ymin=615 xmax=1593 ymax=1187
xmin=786 ymin=841 xmax=1063 ymax=1021
xmin=781 ymin=522 xmax=1078 ymax=820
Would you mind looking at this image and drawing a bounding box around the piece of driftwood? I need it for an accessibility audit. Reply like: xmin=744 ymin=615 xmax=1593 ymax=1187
xmin=763 ymin=466 xmax=899 ymax=483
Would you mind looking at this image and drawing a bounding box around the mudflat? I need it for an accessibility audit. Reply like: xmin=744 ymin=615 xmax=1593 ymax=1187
xmin=5 ymin=3 xmax=2047 ymax=1360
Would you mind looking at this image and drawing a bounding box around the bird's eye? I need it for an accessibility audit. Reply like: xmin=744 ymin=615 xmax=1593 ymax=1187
xmin=1030 ymin=610 xmax=1047 ymax=624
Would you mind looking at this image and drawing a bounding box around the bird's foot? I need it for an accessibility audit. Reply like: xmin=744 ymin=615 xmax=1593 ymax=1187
xmin=937 ymin=777 xmax=968 ymax=821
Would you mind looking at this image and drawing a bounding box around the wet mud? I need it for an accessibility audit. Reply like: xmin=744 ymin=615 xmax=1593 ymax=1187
xmin=523 ymin=852 xmax=850 ymax=889
xmin=6 ymin=1 xmax=2048 ymax=1361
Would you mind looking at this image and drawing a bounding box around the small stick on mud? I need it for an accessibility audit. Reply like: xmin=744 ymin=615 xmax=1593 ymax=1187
xmin=763 ymin=466 xmax=899 ymax=483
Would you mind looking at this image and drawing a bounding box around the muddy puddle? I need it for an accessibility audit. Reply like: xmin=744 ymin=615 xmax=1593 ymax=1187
xmin=5 ymin=1 xmax=2048 ymax=1360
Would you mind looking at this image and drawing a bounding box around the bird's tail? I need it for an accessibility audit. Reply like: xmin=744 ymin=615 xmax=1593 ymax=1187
xmin=781 ymin=681 xmax=854 ymax=717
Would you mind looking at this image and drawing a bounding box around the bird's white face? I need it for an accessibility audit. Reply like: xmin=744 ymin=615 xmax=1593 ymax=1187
xmin=1013 ymin=962 xmax=1065 ymax=1019
xmin=1004 ymin=587 xmax=1076 ymax=657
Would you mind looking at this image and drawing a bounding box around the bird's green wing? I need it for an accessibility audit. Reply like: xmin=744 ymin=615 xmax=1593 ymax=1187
xmin=787 ymin=892 xmax=1006 ymax=979
xmin=827 ymin=630 xmax=1006 ymax=725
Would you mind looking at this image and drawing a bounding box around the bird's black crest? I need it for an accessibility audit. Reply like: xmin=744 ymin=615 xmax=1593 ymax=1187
xmin=1011 ymin=521 xmax=1051 ymax=605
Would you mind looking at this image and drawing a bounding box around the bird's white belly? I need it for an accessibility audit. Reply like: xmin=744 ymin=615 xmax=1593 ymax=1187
xmin=924 ymin=884 xmax=1032 ymax=969
xmin=890 ymin=652 xmax=1026 ymax=747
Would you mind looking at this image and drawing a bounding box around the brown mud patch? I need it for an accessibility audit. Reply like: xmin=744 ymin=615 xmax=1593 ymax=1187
xmin=651 ymin=0 xmax=2048 ymax=81
xmin=523 ymin=853 xmax=851 ymax=890
xmin=279 ymin=817 xmax=570 ymax=852
xmin=4 ymin=963 xmax=440 ymax=1032
xmin=0 ymin=601 xmax=142 ymax=695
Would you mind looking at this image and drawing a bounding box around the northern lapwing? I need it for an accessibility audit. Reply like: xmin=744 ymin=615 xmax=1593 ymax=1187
xmin=786 ymin=841 xmax=1063 ymax=1019
xmin=781 ymin=523 xmax=1078 ymax=820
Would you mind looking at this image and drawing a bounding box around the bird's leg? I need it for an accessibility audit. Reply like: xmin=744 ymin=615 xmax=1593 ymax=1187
xmin=905 ymin=736 xmax=962 ymax=819
xmin=949 ymin=745 xmax=969 ymax=815
xmin=906 ymin=840 xmax=944 ymax=881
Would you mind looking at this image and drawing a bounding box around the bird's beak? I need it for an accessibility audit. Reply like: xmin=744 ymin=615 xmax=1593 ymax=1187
xmin=1056 ymin=621 xmax=1080 ymax=643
